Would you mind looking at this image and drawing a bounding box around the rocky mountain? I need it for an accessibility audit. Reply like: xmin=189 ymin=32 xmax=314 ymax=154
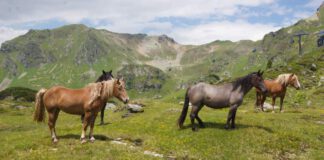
xmin=0 ymin=4 xmax=323 ymax=95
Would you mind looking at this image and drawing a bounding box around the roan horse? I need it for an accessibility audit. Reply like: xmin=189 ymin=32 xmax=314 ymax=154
xmin=34 ymin=78 xmax=129 ymax=143
xmin=81 ymin=70 xmax=114 ymax=125
xmin=255 ymin=73 xmax=301 ymax=113
xmin=178 ymin=71 xmax=267 ymax=131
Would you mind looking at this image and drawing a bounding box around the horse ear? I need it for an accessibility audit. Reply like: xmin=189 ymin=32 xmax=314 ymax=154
xmin=290 ymin=73 xmax=294 ymax=78
xmin=260 ymin=71 xmax=264 ymax=76
xmin=109 ymin=70 xmax=112 ymax=74
xmin=257 ymin=70 xmax=261 ymax=75
xmin=117 ymin=78 xmax=121 ymax=85
xmin=102 ymin=70 xmax=106 ymax=74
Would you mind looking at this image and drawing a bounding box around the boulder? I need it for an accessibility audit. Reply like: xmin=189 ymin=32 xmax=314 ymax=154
xmin=105 ymin=103 xmax=116 ymax=110
xmin=262 ymin=102 xmax=279 ymax=110
xmin=127 ymin=104 xmax=144 ymax=113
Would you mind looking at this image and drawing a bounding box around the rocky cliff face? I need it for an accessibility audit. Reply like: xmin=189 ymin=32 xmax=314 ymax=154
xmin=117 ymin=64 xmax=166 ymax=91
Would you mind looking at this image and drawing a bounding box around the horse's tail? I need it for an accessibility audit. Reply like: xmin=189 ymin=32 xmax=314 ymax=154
xmin=177 ymin=88 xmax=190 ymax=129
xmin=34 ymin=88 xmax=47 ymax=122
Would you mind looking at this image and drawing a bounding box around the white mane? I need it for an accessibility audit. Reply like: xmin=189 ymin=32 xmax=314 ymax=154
xmin=275 ymin=73 xmax=296 ymax=86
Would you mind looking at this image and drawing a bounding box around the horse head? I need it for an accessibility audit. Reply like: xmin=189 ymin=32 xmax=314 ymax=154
xmin=251 ymin=70 xmax=267 ymax=93
xmin=288 ymin=74 xmax=301 ymax=90
xmin=96 ymin=70 xmax=114 ymax=82
xmin=113 ymin=77 xmax=129 ymax=104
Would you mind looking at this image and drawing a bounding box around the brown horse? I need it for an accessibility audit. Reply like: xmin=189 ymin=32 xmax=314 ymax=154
xmin=255 ymin=73 xmax=301 ymax=113
xmin=34 ymin=78 xmax=129 ymax=143
xmin=81 ymin=70 xmax=114 ymax=125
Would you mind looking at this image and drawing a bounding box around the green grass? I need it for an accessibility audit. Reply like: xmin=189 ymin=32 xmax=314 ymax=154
xmin=0 ymin=99 xmax=323 ymax=159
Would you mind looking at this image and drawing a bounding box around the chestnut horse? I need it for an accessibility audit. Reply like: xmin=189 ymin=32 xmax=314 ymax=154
xmin=178 ymin=71 xmax=267 ymax=131
xmin=81 ymin=70 xmax=114 ymax=125
xmin=34 ymin=78 xmax=129 ymax=143
xmin=255 ymin=73 xmax=300 ymax=113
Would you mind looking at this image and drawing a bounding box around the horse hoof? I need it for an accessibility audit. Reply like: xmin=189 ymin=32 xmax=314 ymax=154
xmin=80 ymin=137 xmax=87 ymax=144
xmin=90 ymin=137 xmax=95 ymax=143
xmin=192 ymin=128 xmax=198 ymax=132
xmin=280 ymin=110 xmax=284 ymax=113
xmin=81 ymin=139 xmax=87 ymax=144
xmin=224 ymin=125 xmax=230 ymax=130
xmin=52 ymin=139 xmax=58 ymax=144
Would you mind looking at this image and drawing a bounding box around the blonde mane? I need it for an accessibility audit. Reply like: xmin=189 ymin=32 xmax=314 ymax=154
xmin=275 ymin=73 xmax=295 ymax=86
xmin=87 ymin=79 xmax=115 ymax=105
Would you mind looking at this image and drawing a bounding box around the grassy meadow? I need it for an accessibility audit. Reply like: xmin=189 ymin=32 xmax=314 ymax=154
xmin=0 ymin=98 xmax=323 ymax=160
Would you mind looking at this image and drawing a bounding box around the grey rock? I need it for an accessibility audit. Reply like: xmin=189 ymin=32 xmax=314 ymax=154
xmin=262 ymin=102 xmax=279 ymax=110
xmin=127 ymin=104 xmax=144 ymax=113
xmin=153 ymin=95 xmax=162 ymax=99
xmin=310 ymin=63 xmax=317 ymax=71
xmin=144 ymin=150 xmax=163 ymax=158
xmin=15 ymin=105 xmax=27 ymax=110
xmin=105 ymin=103 xmax=116 ymax=110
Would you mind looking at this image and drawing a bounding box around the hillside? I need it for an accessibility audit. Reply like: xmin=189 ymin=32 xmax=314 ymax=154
xmin=0 ymin=5 xmax=323 ymax=97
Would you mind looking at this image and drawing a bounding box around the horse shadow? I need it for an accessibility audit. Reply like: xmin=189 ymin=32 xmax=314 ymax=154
xmin=58 ymin=134 xmax=113 ymax=141
xmin=97 ymin=122 xmax=111 ymax=126
xmin=182 ymin=122 xmax=273 ymax=133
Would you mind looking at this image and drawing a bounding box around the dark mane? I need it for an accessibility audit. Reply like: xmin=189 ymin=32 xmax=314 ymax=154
xmin=95 ymin=75 xmax=107 ymax=82
xmin=95 ymin=70 xmax=113 ymax=82
xmin=232 ymin=72 xmax=257 ymax=91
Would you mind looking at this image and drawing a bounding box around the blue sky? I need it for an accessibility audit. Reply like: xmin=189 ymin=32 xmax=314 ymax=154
xmin=0 ymin=0 xmax=323 ymax=45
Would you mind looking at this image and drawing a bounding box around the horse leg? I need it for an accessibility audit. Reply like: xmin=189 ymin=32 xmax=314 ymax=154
xmin=260 ymin=96 xmax=266 ymax=112
xmin=272 ymin=97 xmax=276 ymax=113
xmin=190 ymin=105 xmax=199 ymax=131
xmin=81 ymin=111 xmax=91 ymax=144
xmin=195 ymin=105 xmax=204 ymax=128
xmin=280 ymin=96 xmax=285 ymax=113
xmin=225 ymin=105 xmax=238 ymax=129
xmin=100 ymin=104 xmax=106 ymax=125
xmin=255 ymin=92 xmax=260 ymax=110
xmin=48 ymin=109 xmax=59 ymax=143
xmin=81 ymin=114 xmax=84 ymax=124
xmin=52 ymin=109 xmax=60 ymax=143
xmin=89 ymin=112 xmax=98 ymax=143
xmin=231 ymin=108 xmax=238 ymax=129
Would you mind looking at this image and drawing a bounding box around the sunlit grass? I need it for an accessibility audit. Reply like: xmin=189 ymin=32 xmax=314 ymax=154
xmin=0 ymin=99 xmax=323 ymax=159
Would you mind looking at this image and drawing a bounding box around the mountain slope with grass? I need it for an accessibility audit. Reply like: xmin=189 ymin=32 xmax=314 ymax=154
xmin=0 ymin=4 xmax=323 ymax=160
xmin=0 ymin=4 xmax=323 ymax=98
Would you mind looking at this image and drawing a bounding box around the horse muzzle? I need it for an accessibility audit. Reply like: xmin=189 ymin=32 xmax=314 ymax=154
xmin=123 ymin=98 xmax=129 ymax=104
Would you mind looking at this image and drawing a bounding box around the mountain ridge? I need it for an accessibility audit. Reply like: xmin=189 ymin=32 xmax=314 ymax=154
xmin=0 ymin=5 xmax=323 ymax=94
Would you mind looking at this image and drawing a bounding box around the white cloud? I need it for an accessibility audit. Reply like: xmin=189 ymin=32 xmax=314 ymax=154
xmin=0 ymin=0 xmax=275 ymax=25
xmin=0 ymin=0 xmax=281 ymax=44
xmin=168 ymin=20 xmax=280 ymax=44
xmin=305 ymin=0 xmax=323 ymax=8
xmin=0 ymin=27 xmax=27 ymax=45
